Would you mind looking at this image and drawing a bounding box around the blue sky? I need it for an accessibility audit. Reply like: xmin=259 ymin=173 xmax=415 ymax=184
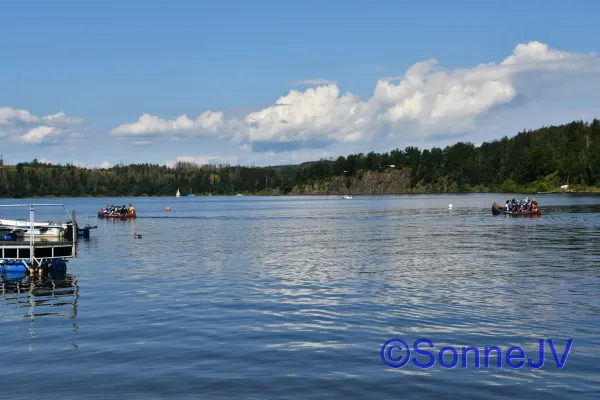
xmin=1 ymin=0 xmax=600 ymax=168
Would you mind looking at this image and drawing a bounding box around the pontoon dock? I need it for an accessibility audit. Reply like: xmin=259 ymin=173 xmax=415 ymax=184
xmin=0 ymin=204 xmax=76 ymax=274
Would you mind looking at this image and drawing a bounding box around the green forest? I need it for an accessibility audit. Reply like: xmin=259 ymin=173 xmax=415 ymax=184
xmin=1 ymin=118 xmax=599 ymax=198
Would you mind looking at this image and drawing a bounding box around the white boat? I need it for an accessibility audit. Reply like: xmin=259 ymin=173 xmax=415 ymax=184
xmin=176 ymin=188 xmax=181 ymax=197
xmin=342 ymin=195 xmax=353 ymax=199
xmin=0 ymin=218 xmax=71 ymax=238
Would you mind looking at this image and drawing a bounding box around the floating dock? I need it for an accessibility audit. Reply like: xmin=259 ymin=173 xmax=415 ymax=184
xmin=0 ymin=204 xmax=76 ymax=275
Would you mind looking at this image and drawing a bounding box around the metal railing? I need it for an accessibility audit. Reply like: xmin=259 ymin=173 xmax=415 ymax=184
xmin=0 ymin=204 xmax=76 ymax=264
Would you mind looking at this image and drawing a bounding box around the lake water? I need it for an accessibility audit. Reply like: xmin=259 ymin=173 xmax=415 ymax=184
xmin=1 ymin=193 xmax=599 ymax=399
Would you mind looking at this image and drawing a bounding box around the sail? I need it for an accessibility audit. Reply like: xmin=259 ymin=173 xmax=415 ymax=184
xmin=176 ymin=189 xmax=181 ymax=197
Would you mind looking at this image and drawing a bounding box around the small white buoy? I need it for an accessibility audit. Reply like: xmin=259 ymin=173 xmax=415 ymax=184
xmin=448 ymin=204 xmax=453 ymax=209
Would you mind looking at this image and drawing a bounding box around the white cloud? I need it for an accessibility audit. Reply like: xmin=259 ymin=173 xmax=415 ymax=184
xmin=12 ymin=125 xmax=84 ymax=145
xmin=0 ymin=107 xmax=85 ymax=145
xmin=41 ymin=111 xmax=85 ymax=127
xmin=0 ymin=108 xmax=83 ymax=127
xmin=110 ymin=41 xmax=600 ymax=153
xmin=0 ymin=107 xmax=39 ymax=125
xmin=110 ymin=111 xmax=223 ymax=137
xmin=19 ymin=126 xmax=56 ymax=144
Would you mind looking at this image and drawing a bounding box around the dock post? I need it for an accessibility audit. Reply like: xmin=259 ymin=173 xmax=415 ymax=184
xmin=72 ymin=209 xmax=77 ymax=243
xmin=29 ymin=204 xmax=35 ymax=271
xmin=72 ymin=209 xmax=77 ymax=256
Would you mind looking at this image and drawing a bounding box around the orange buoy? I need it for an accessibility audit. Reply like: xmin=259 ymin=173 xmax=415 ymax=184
xmin=165 ymin=206 xmax=171 ymax=211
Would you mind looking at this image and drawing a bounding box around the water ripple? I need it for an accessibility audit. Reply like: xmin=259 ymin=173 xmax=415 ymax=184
xmin=1 ymin=194 xmax=599 ymax=399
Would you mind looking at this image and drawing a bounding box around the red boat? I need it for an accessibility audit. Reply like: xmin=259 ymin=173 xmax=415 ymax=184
xmin=98 ymin=210 xmax=137 ymax=219
xmin=492 ymin=202 xmax=541 ymax=216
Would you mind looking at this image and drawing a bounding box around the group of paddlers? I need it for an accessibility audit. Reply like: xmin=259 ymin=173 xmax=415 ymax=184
xmin=503 ymin=198 xmax=538 ymax=213
xmin=99 ymin=204 xmax=136 ymax=215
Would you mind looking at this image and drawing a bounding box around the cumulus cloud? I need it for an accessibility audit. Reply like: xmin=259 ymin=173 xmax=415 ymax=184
xmin=110 ymin=41 xmax=600 ymax=153
xmin=12 ymin=126 xmax=83 ymax=145
xmin=0 ymin=107 xmax=85 ymax=145
xmin=0 ymin=107 xmax=39 ymax=125
xmin=0 ymin=108 xmax=84 ymax=127
xmin=19 ymin=126 xmax=57 ymax=144
xmin=110 ymin=111 xmax=223 ymax=138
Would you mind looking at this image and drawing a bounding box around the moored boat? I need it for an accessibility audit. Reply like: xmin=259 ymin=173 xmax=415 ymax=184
xmin=0 ymin=218 xmax=72 ymax=238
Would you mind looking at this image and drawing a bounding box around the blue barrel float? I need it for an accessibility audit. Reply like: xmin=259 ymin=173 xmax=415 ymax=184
xmin=0 ymin=258 xmax=68 ymax=278
xmin=0 ymin=232 xmax=17 ymax=241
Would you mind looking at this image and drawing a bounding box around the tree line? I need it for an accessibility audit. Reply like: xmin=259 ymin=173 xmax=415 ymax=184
xmin=0 ymin=118 xmax=598 ymax=198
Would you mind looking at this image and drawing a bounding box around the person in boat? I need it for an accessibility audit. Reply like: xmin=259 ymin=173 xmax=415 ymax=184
xmin=512 ymin=198 xmax=525 ymax=213
xmin=129 ymin=204 xmax=135 ymax=213
xmin=107 ymin=204 xmax=119 ymax=215
xmin=530 ymin=198 xmax=538 ymax=211
xmin=520 ymin=199 xmax=528 ymax=212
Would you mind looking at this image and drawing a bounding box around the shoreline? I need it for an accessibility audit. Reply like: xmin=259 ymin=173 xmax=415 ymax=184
xmin=1 ymin=191 xmax=600 ymax=200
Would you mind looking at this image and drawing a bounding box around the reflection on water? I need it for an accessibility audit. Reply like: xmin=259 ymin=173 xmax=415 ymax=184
xmin=0 ymin=194 xmax=600 ymax=399
xmin=0 ymin=272 xmax=79 ymax=351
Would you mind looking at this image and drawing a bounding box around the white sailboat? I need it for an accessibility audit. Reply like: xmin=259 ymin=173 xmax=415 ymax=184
xmin=176 ymin=188 xmax=181 ymax=197
xmin=341 ymin=195 xmax=353 ymax=199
